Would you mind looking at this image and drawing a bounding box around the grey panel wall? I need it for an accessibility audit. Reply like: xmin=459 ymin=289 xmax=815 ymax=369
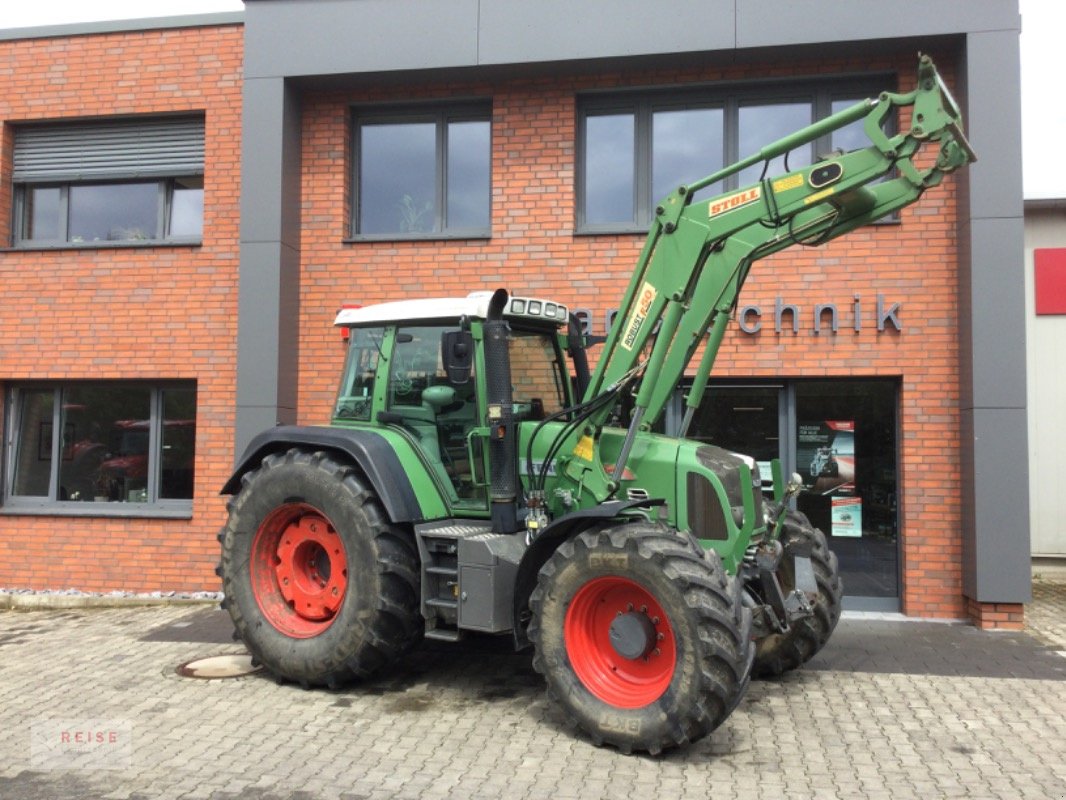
xmin=235 ymin=77 xmax=303 ymax=456
xmin=956 ymin=27 xmax=1029 ymax=603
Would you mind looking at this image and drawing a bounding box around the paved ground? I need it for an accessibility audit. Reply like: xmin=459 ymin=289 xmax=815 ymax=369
xmin=1 ymin=581 xmax=1066 ymax=800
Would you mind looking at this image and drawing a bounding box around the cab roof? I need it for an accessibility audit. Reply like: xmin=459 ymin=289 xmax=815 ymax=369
xmin=334 ymin=291 xmax=569 ymax=328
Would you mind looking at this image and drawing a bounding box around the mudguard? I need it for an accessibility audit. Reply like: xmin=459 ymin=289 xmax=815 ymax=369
xmin=221 ymin=425 xmax=425 ymax=523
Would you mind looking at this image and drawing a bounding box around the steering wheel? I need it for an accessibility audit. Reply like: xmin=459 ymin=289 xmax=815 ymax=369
xmin=393 ymin=370 xmax=413 ymax=396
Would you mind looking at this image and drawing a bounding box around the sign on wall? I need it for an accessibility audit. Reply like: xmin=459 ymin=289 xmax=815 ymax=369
xmin=1035 ymin=248 xmax=1066 ymax=315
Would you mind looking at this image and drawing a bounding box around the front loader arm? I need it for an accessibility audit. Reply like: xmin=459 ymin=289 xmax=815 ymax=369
xmin=579 ymin=55 xmax=975 ymax=484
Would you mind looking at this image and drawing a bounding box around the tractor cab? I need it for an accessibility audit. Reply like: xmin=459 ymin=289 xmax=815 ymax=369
xmin=332 ymin=292 xmax=577 ymax=511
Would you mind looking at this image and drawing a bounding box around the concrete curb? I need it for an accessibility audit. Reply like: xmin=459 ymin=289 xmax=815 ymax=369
xmin=0 ymin=592 xmax=220 ymax=611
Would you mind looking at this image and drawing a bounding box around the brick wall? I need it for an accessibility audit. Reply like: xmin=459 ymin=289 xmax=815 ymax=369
xmin=0 ymin=25 xmax=242 ymax=592
xmin=296 ymin=53 xmax=969 ymax=620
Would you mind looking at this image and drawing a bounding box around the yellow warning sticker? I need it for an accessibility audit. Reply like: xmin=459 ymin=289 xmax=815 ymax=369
xmin=803 ymin=187 xmax=836 ymax=205
xmin=572 ymin=435 xmax=595 ymax=461
xmin=772 ymin=173 xmax=804 ymax=193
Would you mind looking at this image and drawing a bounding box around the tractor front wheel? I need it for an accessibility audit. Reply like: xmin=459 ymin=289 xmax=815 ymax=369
xmin=529 ymin=523 xmax=753 ymax=754
xmin=219 ymin=449 xmax=422 ymax=687
xmin=752 ymin=504 xmax=842 ymax=677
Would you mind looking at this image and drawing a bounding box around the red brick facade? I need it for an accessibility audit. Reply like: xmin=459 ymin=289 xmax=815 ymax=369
xmin=0 ymin=24 xmax=993 ymax=624
xmin=0 ymin=24 xmax=242 ymax=592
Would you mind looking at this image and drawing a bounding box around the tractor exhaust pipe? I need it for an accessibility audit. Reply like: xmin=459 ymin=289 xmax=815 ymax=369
xmin=484 ymin=288 xmax=519 ymax=533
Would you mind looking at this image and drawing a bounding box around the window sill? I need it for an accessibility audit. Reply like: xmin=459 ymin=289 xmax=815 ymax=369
xmin=2 ymin=240 xmax=203 ymax=253
xmin=575 ymin=225 xmax=649 ymax=237
xmin=344 ymin=232 xmax=491 ymax=244
xmin=0 ymin=503 xmax=193 ymax=520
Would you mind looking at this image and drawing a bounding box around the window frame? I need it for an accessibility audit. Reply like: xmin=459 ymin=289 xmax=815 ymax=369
xmin=9 ymin=116 xmax=205 ymax=250
xmin=2 ymin=382 xmax=196 ymax=518
xmin=349 ymin=102 xmax=492 ymax=241
xmin=13 ymin=177 xmax=203 ymax=248
xmin=576 ymin=75 xmax=896 ymax=234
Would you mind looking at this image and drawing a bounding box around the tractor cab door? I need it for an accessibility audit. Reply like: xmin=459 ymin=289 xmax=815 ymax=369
xmin=386 ymin=324 xmax=488 ymax=511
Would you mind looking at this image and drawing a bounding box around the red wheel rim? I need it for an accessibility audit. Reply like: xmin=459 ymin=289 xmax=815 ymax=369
xmin=249 ymin=503 xmax=348 ymax=638
xmin=564 ymin=576 xmax=677 ymax=708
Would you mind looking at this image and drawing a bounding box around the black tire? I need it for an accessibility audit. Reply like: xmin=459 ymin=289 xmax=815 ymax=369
xmin=219 ymin=448 xmax=422 ymax=687
xmin=752 ymin=504 xmax=842 ymax=677
xmin=528 ymin=523 xmax=754 ymax=755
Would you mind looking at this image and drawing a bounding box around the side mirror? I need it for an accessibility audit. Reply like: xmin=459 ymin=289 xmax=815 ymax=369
xmin=442 ymin=330 xmax=474 ymax=385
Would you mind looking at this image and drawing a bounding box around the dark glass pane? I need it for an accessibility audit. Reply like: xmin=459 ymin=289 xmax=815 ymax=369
xmin=738 ymin=102 xmax=812 ymax=186
xmin=170 ymin=176 xmax=204 ymax=239
xmin=25 ymin=187 xmax=61 ymax=241
xmin=335 ymin=327 xmax=384 ymax=422
xmin=58 ymin=385 xmax=151 ymax=503
xmin=359 ymin=122 xmax=437 ymax=235
xmin=446 ymin=120 xmax=490 ymax=231
xmin=160 ymin=387 xmax=196 ymax=500
xmin=831 ymin=98 xmax=870 ymax=153
xmin=795 ymin=380 xmax=899 ymax=599
xmin=652 ymin=108 xmax=724 ymax=204
xmin=69 ymin=183 xmax=159 ymax=243
xmin=584 ymin=113 xmax=635 ymax=225
xmin=12 ymin=389 xmax=54 ymax=497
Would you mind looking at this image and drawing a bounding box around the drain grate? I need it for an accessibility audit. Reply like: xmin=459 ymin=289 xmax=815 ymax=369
xmin=176 ymin=653 xmax=262 ymax=679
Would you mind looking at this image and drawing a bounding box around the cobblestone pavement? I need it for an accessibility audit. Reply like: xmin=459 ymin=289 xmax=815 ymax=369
xmin=1 ymin=585 xmax=1065 ymax=800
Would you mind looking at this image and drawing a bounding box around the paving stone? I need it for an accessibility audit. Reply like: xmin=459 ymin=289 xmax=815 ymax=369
xmin=0 ymin=590 xmax=1065 ymax=799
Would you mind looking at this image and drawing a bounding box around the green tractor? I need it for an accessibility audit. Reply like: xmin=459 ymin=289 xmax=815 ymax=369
xmin=219 ymin=56 xmax=974 ymax=753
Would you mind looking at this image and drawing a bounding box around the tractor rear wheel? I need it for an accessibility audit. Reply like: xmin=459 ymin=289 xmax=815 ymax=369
xmin=753 ymin=504 xmax=842 ymax=677
xmin=528 ymin=523 xmax=753 ymax=754
xmin=219 ymin=448 xmax=422 ymax=687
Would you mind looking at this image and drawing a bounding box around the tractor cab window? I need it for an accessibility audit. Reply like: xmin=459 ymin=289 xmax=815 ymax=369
xmin=334 ymin=327 xmax=385 ymax=421
xmin=509 ymin=329 xmax=568 ymax=419
xmin=388 ymin=325 xmax=480 ymax=504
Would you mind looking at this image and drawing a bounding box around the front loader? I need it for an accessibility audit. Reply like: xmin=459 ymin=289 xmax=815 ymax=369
xmin=219 ymin=56 xmax=975 ymax=753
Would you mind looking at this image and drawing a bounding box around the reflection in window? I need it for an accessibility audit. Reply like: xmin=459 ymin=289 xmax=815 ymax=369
xmin=652 ymin=107 xmax=724 ymax=203
xmin=830 ymin=98 xmax=871 ymax=153
xmin=446 ymin=120 xmax=491 ymax=230
xmin=355 ymin=109 xmax=491 ymax=237
xmin=4 ymin=383 xmax=196 ymax=509
xmin=360 ymin=122 xmax=437 ymax=235
xmin=18 ymin=179 xmax=202 ymax=245
xmin=737 ymin=102 xmax=812 ymax=186
xmin=160 ymin=387 xmax=196 ymax=499
xmin=584 ymin=113 xmax=635 ymax=226
xmin=69 ymin=183 xmax=159 ymax=242
xmin=25 ymin=187 xmax=61 ymax=241
xmin=334 ymin=327 xmax=384 ymax=422
xmin=11 ymin=389 xmax=54 ymax=497
xmin=170 ymin=176 xmax=204 ymax=239
xmin=509 ymin=332 xmax=567 ymax=417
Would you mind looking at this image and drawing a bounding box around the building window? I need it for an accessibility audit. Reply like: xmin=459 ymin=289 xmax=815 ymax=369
xmin=577 ymin=79 xmax=891 ymax=232
xmin=11 ymin=117 xmax=205 ymax=247
xmin=4 ymin=383 xmax=196 ymax=514
xmin=352 ymin=105 xmax=491 ymax=239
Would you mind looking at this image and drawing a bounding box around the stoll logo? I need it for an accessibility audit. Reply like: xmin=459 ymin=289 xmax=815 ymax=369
xmin=31 ymin=718 xmax=132 ymax=771
xmin=708 ymin=186 xmax=761 ymax=218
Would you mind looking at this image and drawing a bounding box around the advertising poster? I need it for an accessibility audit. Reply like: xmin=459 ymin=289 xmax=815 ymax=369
xmin=797 ymin=420 xmax=855 ymax=492
xmin=831 ymin=496 xmax=863 ymax=538
xmin=798 ymin=420 xmax=860 ymax=537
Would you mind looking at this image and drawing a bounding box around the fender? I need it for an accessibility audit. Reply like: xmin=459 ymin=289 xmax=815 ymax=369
xmin=221 ymin=425 xmax=424 ymax=523
xmin=511 ymin=498 xmax=665 ymax=649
